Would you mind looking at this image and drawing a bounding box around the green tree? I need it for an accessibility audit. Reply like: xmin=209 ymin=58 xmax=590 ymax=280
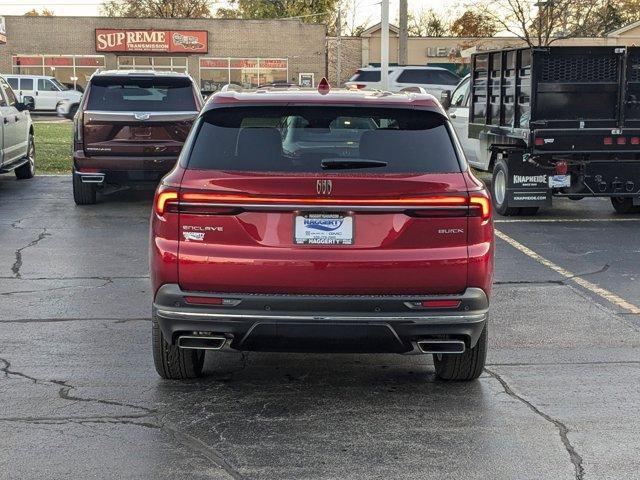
xmin=101 ymin=0 xmax=211 ymax=18
xmin=450 ymin=11 xmax=498 ymax=38
xmin=215 ymin=0 xmax=340 ymax=29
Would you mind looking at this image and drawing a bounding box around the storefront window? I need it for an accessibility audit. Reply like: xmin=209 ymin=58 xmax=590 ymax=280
xmin=12 ymin=55 xmax=105 ymax=89
xmin=117 ymin=56 xmax=188 ymax=73
xmin=199 ymin=57 xmax=288 ymax=92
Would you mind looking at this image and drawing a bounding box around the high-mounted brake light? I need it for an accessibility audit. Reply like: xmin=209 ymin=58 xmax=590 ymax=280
xmin=617 ymin=137 xmax=627 ymax=145
xmin=632 ymin=137 xmax=640 ymax=145
xmin=155 ymin=190 xmax=178 ymax=215
xmin=534 ymin=137 xmax=545 ymax=146
xmin=604 ymin=137 xmax=613 ymax=145
xmin=317 ymin=77 xmax=331 ymax=95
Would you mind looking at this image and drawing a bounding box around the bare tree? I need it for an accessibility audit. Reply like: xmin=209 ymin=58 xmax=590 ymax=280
xmin=475 ymin=0 xmax=602 ymax=46
xmin=408 ymin=8 xmax=449 ymax=37
xmin=338 ymin=0 xmax=371 ymax=36
xmin=101 ymin=0 xmax=212 ymax=18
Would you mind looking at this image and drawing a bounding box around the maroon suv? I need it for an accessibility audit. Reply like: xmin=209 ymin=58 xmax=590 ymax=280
xmin=150 ymin=83 xmax=494 ymax=382
xmin=73 ymin=70 xmax=203 ymax=204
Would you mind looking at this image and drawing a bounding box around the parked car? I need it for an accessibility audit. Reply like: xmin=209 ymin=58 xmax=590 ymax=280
xmin=0 ymin=76 xmax=36 ymax=180
xmin=150 ymin=81 xmax=493 ymax=381
xmin=345 ymin=66 xmax=460 ymax=96
xmin=5 ymin=74 xmax=83 ymax=119
xmin=441 ymin=74 xmax=481 ymax=167
xmin=72 ymin=70 xmax=203 ymax=205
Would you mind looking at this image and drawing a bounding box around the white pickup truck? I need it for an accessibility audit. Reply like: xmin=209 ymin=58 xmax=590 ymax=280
xmin=0 ymin=76 xmax=35 ymax=180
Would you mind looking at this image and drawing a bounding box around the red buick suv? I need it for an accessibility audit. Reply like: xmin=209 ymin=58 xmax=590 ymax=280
xmin=150 ymin=82 xmax=493 ymax=381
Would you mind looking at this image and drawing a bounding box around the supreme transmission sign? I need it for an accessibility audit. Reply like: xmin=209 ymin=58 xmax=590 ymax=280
xmin=95 ymin=29 xmax=208 ymax=53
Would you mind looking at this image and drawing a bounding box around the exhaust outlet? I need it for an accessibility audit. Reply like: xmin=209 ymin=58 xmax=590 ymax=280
xmin=416 ymin=340 xmax=466 ymax=354
xmin=80 ymin=173 xmax=105 ymax=184
xmin=177 ymin=335 xmax=226 ymax=350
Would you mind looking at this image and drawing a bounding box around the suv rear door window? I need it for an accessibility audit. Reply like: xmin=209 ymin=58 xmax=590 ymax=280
xmin=348 ymin=70 xmax=392 ymax=82
xmin=397 ymin=69 xmax=460 ymax=86
xmin=187 ymin=106 xmax=460 ymax=173
xmin=87 ymin=77 xmax=196 ymax=112
xmin=6 ymin=78 xmax=18 ymax=90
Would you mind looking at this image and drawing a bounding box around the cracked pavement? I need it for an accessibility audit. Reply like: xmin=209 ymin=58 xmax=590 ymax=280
xmin=1 ymin=176 xmax=640 ymax=479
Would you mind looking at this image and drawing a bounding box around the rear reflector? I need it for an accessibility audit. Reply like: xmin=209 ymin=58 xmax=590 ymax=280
xmin=617 ymin=137 xmax=627 ymax=145
xmin=632 ymin=137 xmax=640 ymax=145
xmin=534 ymin=137 xmax=545 ymax=146
xmin=421 ymin=300 xmax=461 ymax=309
xmin=184 ymin=296 xmax=224 ymax=305
xmin=604 ymin=137 xmax=613 ymax=145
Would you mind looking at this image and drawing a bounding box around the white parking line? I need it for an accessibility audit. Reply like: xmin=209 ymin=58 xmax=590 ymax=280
xmin=495 ymin=229 xmax=640 ymax=315
xmin=495 ymin=218 xmax=640 ymax=223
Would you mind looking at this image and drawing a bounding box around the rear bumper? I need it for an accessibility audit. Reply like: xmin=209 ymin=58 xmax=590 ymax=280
xmin=74 ymin=149 xmax=177 ymax=174
xmin=153 ymin=284 xmax=489 ymax=354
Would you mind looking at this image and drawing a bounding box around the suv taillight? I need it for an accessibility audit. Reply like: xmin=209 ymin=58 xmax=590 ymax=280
xmin=154 ymin=185 xmax=179 ymax=216
xmin=73 ymin=109 xmax=83 ymax=143
xmin=469 ymin=192 xmax=491 ymax=223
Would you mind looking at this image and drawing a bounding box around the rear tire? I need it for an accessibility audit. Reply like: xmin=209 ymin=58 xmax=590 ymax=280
xmin=73 ymin=169 xmax=97 ymax=205
xmin=492 ymin=159 xmax=520 ymax=216
xmin=611 ymin=196 xmax=639 ymax=214
xmin=433 ymin=325 xmax=487 ymax=381
xmin=152 ymin=319 xmax=205 ymax=380
xmin=15 ymin=134 xmax=35 ymax=180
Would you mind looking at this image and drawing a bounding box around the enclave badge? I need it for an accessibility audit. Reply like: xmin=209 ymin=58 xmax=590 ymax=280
xmin=134 ymin=112 xmax=150 ymax=121
xmin=316 ymin=179 xmax=332 ymax=195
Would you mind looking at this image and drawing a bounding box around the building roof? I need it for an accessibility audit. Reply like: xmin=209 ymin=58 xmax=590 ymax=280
xmin=607 ymin=20 xmax=640 ymax=37
xmin=360 ymin=23 xmax=400 ymax=37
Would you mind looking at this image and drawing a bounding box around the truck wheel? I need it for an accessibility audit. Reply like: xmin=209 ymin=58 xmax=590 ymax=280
xmin=611 ymin=197 xmax=639 ymax=214
xmin=434 ymin=325 xmax=487 ymax=381
xmin=73 ymin=169 xmax=97 ymax=205
xmin=152 ymin=319 xmax=205 ymax=379
xmin=14 ymin=134 xmax=35 ymax=180
xmin=492 ymin=159 xmax=520 ymax=216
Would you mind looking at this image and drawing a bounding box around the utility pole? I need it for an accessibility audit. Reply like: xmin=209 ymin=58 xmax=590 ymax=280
xmin=380 ymin=0 xmax=389 ymax=90
xmin=336 ymin=6 xmax=342 ymax=87
xmin=399 ymin=0 xmax=408 ymax=66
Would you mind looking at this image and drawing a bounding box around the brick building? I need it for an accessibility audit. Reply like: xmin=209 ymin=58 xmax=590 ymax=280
xmin=0 ymin=16 xmax=327 ymax=91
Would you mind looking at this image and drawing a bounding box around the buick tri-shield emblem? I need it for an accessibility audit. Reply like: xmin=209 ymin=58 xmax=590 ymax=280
xmin=134 ymin=112 xmax=150 ymax=121
xmin=316 ymin=179 xmax=332 ymax=195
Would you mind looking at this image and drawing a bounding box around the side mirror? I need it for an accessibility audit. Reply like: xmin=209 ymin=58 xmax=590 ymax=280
xmin=440 ymin=90 xmax=452 ymax=110
xmin=18 ymin=96 xmax=35 ymax=111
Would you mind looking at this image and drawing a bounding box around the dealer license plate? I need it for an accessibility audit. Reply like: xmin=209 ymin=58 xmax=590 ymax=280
xmin=549 ymin=175 xmax=571 ymax=188
xmin=294 ymin=214 xmax=354 ymax=245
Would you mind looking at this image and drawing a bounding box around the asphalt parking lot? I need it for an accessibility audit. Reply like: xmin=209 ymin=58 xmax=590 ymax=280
xmin=1 ymin=175 xmax=639 ymax=480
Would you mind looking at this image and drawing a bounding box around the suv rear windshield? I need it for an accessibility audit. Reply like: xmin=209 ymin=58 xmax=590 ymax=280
xmin=187 ymin=106 xmax=460 ymax=173
xmin=86 ymin=76 xmax=196 ymax=112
